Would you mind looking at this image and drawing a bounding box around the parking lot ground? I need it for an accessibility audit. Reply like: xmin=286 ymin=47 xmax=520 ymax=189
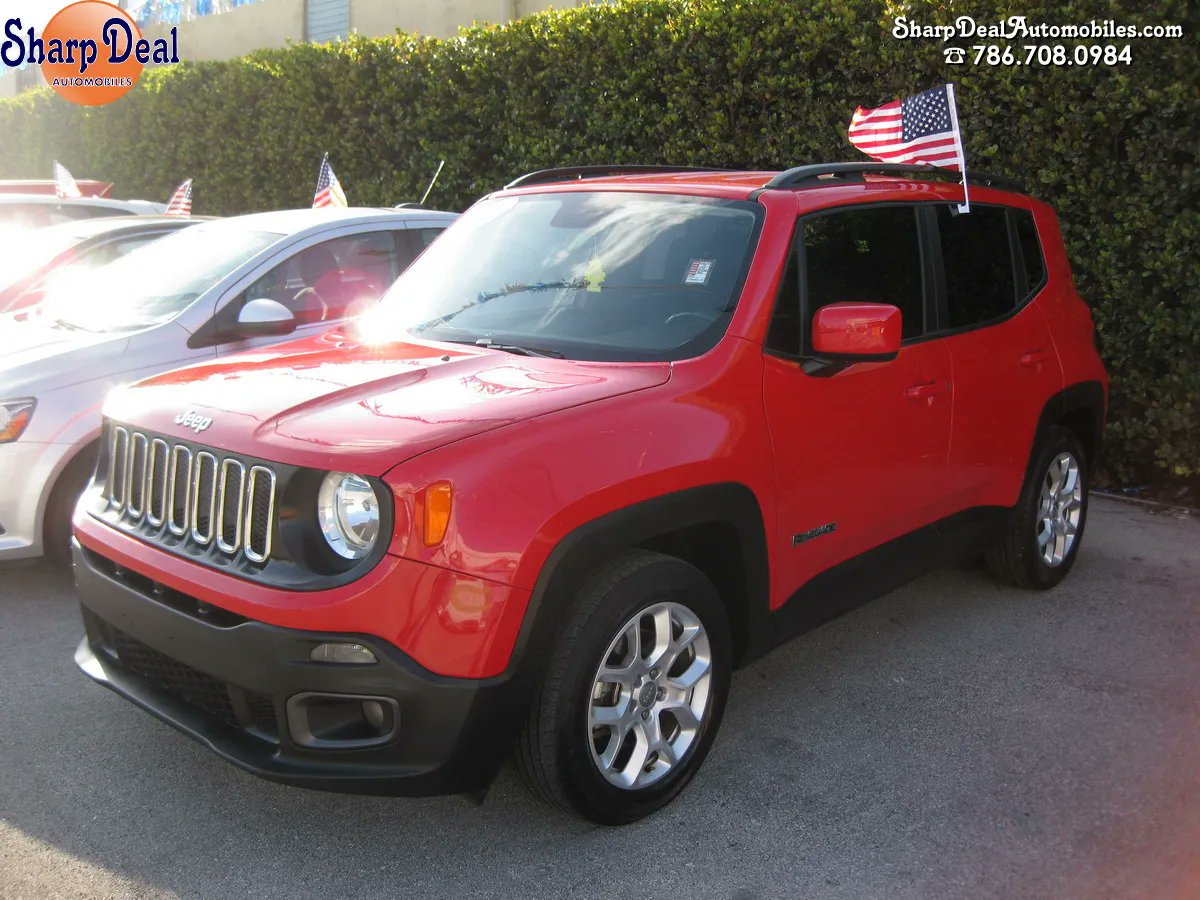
xmin=1 ymin=495 xmax=1198 ymax=900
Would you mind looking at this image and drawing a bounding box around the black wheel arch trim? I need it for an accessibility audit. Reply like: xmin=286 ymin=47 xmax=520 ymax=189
xmin=509 ymin=483 xmax=771 ymax=683
xmin=994 ymin=379 xmax=1104 ymax=560
xmin=1034 ymin=380 xmax=1106 ymax=460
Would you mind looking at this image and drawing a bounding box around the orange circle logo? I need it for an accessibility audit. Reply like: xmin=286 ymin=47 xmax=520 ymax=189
xmin=40 ymin=1 xmax=144 ymax=106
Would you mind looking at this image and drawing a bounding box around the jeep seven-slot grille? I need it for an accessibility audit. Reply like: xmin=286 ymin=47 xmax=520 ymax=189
xmin=105 ymin=426 xmax=277 ymax=564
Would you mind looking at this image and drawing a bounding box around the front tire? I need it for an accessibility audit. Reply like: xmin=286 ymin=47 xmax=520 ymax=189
xmin=44 ymin=447 xmax=97 ymax=563
xmin=987 ymin=426 xmax=1089 ymax=589
xmin=517 ymin=550 xmax=731 ymax=824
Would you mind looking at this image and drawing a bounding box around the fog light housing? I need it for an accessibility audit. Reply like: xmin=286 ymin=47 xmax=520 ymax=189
xmin=309 ymin=641 xmax=377 ymax=665
xmin=286 ymin=692 xmax=400 ymax=749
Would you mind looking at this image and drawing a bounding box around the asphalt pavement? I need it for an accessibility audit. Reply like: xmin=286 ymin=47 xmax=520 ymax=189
xmin=1 ymin=495 xmax=1197 ymax=899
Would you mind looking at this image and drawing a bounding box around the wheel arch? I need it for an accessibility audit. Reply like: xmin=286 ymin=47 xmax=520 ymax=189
xmin=509 ymin=483 xmax=770 ymax=682
xmin=1035 ymin=380 xmax=1106 ymax=466
xmin=40 ymin=436 xmax=102 ymax=548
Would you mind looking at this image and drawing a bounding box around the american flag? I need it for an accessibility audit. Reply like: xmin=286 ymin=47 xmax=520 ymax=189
xmin=313 ymin=154 xmax=347 ymax=209
xmin=53 ymin=160 xmax=82 ymax=199
xmin=848 ymin=84 xmax=965 ymax=170
xmin=165 ymin=178 xmax=193 ymax=217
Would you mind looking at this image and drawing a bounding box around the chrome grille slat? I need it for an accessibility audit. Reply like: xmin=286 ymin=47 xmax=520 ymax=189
xmin=108 ymin=427 xmax=130 ymax=512
xmin=126 ymin=432 xmax=149 ymax=521
xmin=104 ymin=425 xmax=278 ymax=565
xmin=167 ymin=445 xmax=193 ymax=537
xmin=243 ymin=466 xmax=277 ymax=564
xmin=146 ymin=439 xmax=169 ymax=527
xmin=190 ymin=452 xmax=218 ymax=546
xmin=216 ymin=459 xmax=246 ymax=554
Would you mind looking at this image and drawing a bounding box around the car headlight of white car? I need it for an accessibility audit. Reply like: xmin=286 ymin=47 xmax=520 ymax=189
xmin=0 ymin=399 xmax=36 ymax=444
xmin=316 ymin=471 xmax=380 ymax=559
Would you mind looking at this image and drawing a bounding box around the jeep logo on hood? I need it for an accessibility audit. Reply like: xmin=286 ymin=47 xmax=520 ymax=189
xmin=175 ymin=410 xmax=213 ymax=434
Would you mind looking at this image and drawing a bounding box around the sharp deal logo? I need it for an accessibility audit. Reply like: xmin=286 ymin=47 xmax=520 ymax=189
xmin=2 ymin=1 xmax=179 ymax=106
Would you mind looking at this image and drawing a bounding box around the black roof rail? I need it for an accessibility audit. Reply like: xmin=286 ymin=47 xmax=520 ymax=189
xmin=505 ymin=165 xmax=730 ymax=190
xmin=762 ymin=163 xmax=1025 ymax=194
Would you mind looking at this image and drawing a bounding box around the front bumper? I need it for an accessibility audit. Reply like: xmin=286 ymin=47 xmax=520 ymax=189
xmin=73 ymin=540 xmax=527 ymax=796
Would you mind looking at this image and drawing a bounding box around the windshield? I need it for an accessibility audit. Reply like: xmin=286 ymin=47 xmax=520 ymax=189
xmin=361 ymin=191 xmax=762 ymax=361
xmin=41 ymin=224 xmax=281 ymax=332
xmin=0 ymin=222 xmax=97 ymax=292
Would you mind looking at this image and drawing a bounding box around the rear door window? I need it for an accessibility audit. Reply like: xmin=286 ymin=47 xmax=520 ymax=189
xmin=413 ymin=227 xmax=445 ymax=249
xmin=936 ymin=205 xmax=1017 ymax=329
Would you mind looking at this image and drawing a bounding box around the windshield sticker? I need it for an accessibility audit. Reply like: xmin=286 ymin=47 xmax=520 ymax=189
xmin=684 ymin=259 xmax=714 ymax=286
xmin=584 ymin=255 xmax=607 ymax=293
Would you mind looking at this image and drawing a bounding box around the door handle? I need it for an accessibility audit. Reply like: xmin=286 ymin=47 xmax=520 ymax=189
xmin=1020 ymin=349 xmax=1050 ymax=367
xmin=904 ymin=381 xmax=946 ymax=401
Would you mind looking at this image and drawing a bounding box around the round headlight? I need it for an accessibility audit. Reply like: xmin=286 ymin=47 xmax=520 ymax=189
xmin=317 ymin=472 xmax=380 ymax=560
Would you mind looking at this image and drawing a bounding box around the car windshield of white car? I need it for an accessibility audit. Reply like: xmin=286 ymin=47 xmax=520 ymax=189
xmin=43 ymin=226 xmax=281 ymax=332
xmin=0 ymin=223 xmax=95 ymax=293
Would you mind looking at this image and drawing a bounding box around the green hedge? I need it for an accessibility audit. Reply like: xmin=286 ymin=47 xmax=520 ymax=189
xmin=1 ymin=0 xmax=1196 ymax=482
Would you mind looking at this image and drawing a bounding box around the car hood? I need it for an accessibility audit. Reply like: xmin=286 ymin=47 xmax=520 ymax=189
xmin=105 ymin=330 xmax=672 ymax=475
xmin=0 ymin=314 xmax=130 ymax=394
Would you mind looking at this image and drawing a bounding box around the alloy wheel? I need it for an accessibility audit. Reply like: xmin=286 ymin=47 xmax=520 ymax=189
xmin=1037 ymin=451 xmax=1083 ymax=567
xmin=587 ymin=601 xmax=713 ymax=790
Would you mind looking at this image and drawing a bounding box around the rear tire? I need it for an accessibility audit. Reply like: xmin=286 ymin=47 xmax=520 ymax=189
xmin=987 ymin=426 xmax=1089 ymax=589
xmin=517 ymin=550 xmax=731 ymax=824
xmin=44 ymin=447 xmax=98 ymax=563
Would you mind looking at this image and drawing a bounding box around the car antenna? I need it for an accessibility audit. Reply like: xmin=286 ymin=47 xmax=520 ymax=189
xmin=419 ymin=159 xmax=446 ymax=206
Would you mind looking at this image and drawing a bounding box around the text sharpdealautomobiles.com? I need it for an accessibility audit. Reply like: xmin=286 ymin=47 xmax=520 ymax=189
xmin=892 ymin=16 xmax=1184 ymax=41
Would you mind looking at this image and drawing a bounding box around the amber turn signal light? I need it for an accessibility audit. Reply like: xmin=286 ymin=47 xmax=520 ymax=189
xmin=0 ymin=399 xmax=36 ymax=444
xmin=422 ymin=481 xmax=453 ymax=547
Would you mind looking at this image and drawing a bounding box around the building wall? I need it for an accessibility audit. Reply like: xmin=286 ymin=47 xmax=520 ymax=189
xmin=141 ymin=0 xmax=305 ymax=62
xmin=140 ymin=0 xmax=584 ymax=61
xmin=351 ymin=0 xmax=566 ymax=42
xmin=0 ymin=66 xmax=47 ymax=99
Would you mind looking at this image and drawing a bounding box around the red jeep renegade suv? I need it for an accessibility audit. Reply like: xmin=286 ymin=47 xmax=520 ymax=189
xmin=73 ymin=164 xmax=1108 ymax=824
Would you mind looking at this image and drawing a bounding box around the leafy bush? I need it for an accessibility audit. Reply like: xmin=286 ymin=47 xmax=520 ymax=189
xmin=0 ymin=0 xmax=1195 ymax=482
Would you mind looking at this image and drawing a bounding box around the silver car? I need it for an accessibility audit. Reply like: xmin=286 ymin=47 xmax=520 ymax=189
xmin=0 ymin=205 xmax=457 ymax=560
xmin=0 ymin=195 xmax=167 ymax=231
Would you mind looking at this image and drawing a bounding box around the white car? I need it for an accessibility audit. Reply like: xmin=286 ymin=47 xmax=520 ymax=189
xmin=0 ymin=195 xmax=167 ymax=230
xmin=0 ymin=206 xmax=456 ymax=561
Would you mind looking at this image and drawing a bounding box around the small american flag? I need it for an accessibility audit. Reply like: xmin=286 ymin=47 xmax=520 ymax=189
xmin=165 ymin=179 xmax=193 ymax=217
xmin=313 ymin=154 xmax=347 ymax=209
xmin=53 ymin=160 xmax=82 ymax=200
xmin=848 ymin=84 xmax=964 ymax=170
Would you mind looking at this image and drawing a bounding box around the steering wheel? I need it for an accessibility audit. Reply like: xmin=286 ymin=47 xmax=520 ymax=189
xmin=291 ymin=286 xmax=330 ymax=322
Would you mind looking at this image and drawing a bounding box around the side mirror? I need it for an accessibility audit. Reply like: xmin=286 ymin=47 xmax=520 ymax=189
xmin=812 ymin=302 xmax=902 ymax=362
xmin=236 ymin=298 xmax=296 ymax=338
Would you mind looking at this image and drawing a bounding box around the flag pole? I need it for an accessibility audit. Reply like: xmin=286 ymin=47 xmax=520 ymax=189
xmin=946 ymin=83 xmax=969 ymax=213
xmin=420 ymin=159 xmax=446 ymax=206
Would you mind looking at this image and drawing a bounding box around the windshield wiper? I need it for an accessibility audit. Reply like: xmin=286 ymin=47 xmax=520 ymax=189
xmin=443 ymin=338 xmax=565 ymax=358
xmin=410 ymin=279 xmax=587 ymax=334
xmin=474 ymin=278 xmax=586 ymax=304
